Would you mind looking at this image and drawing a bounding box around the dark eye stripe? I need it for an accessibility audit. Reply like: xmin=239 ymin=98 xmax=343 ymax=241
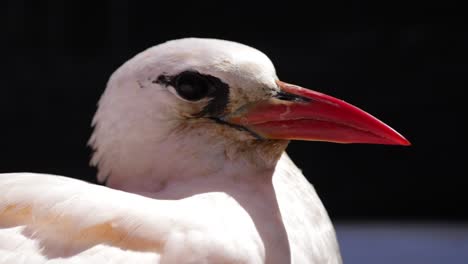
xmin=154 ymin=71 xmax=230 ymax=117
xmin=174 ymin=71 xmax=212 ymax=101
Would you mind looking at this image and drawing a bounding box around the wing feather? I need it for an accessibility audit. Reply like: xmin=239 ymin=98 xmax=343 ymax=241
xmin=0 ymin=173 xmax=249 ymax=264
xmin=0 ymin=173 xmax=169 ymax=263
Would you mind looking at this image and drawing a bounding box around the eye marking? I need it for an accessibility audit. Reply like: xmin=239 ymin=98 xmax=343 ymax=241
xmin=155 ymin=71 xmax=214 ymax=101
xmin=153 ymin=74 xmax=172 ymax=86
xmin=174 ymin=71 xmax=214 ymax=101
xmin=154 ymin=71 xmax=230 ymax=117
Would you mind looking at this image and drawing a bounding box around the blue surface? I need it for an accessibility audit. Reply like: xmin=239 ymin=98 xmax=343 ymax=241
xmin=335 ymin=222 xmax=468 ymax=264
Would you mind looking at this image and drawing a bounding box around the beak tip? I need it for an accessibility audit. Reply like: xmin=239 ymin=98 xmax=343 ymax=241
xmin=401 ymin=138 xmax=412 ymax=146
xmin=391 ymin=134 xmax=411 ymax=146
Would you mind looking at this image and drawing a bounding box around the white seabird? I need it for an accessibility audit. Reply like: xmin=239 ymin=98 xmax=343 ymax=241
xmin=0 ymin=38 xmax=410 ymax=264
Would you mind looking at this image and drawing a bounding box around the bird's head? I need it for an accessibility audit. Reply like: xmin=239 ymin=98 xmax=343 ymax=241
xmin=89 ymin=38 xmax=409 ymax=188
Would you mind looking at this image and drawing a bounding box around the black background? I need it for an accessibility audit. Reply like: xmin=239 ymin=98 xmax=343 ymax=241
xmin=2 ymin=1 xmax=466 ymax=220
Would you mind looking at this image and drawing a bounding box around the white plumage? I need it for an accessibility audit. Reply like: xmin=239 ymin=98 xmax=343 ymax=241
xmin=0 ymin=154 xmax=339 ymax=263
xmin=1 ymin=38 xmax=409 ymax=263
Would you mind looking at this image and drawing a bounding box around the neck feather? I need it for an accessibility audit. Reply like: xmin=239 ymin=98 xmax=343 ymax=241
xmin=89 ymin=120 xmax=289 ymax=194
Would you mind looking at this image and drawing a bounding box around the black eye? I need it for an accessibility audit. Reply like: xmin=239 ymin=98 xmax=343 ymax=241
xmin=174 ymin=72 xmax=212 ymax=101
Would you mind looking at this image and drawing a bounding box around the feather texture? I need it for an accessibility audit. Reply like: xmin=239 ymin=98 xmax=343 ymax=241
xmin=0 ymin=154 xmax=341 ymax=263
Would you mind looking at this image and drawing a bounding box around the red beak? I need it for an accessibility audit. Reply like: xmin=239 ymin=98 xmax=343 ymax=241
xmin=225 ymin=80 xmax=410 ymax=145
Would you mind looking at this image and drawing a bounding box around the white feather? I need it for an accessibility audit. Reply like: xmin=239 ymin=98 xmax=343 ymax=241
xmin=0 ymin=38 xmax=342 ymax=263
xmin=0 ymin=154 xmax=340 ymax=263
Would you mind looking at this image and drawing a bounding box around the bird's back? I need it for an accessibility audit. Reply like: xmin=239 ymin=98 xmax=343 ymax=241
xmin=0 ymin=161 xmax=342 ymax=264
xmin=0 ymin=173 xmax=276 ymax=263
xmin=0 ymin=173 xmax=165 ymax=263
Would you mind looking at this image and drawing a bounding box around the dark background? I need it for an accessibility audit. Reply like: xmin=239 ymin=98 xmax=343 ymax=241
xmin=1 ymin=1 xmax=466 ymax=221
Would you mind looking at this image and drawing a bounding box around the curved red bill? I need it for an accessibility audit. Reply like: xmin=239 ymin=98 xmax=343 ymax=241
xmin=225 ymin=80 xmax=410 ymax=145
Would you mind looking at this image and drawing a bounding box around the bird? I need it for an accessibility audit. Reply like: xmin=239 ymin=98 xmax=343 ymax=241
xmin=0 ymin=38 xmax=410 ymax=264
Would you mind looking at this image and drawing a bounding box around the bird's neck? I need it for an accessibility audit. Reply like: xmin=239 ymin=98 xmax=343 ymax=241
xmin=91 ymin=125 xmax=289 ymax=196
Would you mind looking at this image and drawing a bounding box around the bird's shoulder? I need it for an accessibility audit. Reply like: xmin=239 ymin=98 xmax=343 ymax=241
xmin=274 ymin=154 xmax=342 ymax=263
xmin=0 ymin=173 xmax=260 ymax=263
